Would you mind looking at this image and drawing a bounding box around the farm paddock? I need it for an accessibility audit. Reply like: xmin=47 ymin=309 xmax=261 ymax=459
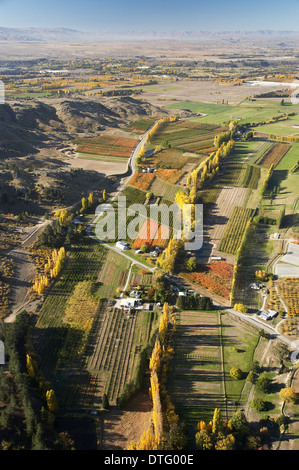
xmin=73 ymin=135 xmax=139 ymax=159
xmin=197 ymin=186 xmax=248 ymax=264
xmin=168 ymin=310 xmax=224 ymax=434
xmin=32 ymin=239 xmax=158 ymax=412
xmin=258 ymin=143 xmax=291 ymax=168
xmin=168 ymin=310 xmax=260 ymax=441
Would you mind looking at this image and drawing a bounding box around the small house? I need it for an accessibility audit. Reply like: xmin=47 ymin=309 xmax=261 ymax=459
xmin=130 ymin=290 xmax=142 ymax=298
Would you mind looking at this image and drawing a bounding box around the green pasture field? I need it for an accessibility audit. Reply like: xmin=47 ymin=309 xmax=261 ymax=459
xmin=130 ymin=263 xmax=155 ymax=288
xmin=123 ymin=117 xmax=156 ymax=133
xmin=120 ymin=185 xmax=147 ymax=205
xmin=73 ymin=135 xmax=138 ymax=160
xmin=168 ymin=99 xmax=299 ymax=127
xmin=220 ymin=313 xmax=260 ymax=408
xmin=275 ymin=143 xmax=299 ymax=171
xmin=168 ymin=310 xmax=260 ymax=438
xmin=166 ymin=100 xmax=234 ymax=116
xmin=232 ymin=139 xmax=273 ymax=166
xmin=253 ymin=113 xmax=299 ymax=137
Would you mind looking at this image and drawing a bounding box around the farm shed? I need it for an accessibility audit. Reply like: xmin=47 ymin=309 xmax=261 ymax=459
xmin=116 ymin=298 xmax=144 ymax=310
xmin=259 ymin=312 xmax=270 ymax=321
xmin=116 ymin=242 xmax=130 ymax=251
xmin=144 ymin=303 xmax=153 ymax=311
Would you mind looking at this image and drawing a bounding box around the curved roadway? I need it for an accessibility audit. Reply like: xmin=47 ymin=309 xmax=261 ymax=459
xmin=86 ymin=122 xmax=157 ymax=273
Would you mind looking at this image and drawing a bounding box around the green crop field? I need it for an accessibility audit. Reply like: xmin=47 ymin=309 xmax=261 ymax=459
xmin=148 ymin=119 xmax=223 ymax=153
xmin=219 ymin=207 xmax=254 ymax=254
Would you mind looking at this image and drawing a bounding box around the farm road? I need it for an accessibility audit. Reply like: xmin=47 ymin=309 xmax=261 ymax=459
xmin=4 ymin=219 xmax=52 ymax=323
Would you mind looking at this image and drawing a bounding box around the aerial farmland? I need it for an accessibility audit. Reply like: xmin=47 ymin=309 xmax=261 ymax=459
xmin=0 ymin=20 xmax=299 ymax=453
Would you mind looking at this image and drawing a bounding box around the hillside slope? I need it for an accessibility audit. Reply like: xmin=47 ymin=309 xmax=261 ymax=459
xmin=0 ymin=96 xmax=166 ymax=158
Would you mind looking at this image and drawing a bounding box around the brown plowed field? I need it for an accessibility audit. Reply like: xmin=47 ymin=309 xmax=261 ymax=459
xmin=204 ymin=186 xmax=248 ymax=251
xmin=259 ymin=143 xmax=290 ymax=168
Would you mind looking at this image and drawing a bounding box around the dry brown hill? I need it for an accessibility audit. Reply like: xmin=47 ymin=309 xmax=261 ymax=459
xmin=0 ymin=95 xmax=166 ymax=158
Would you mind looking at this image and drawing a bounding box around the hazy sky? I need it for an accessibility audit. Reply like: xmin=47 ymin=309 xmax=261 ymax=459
xmin=0 ymin=0 xmax=298 ymax=31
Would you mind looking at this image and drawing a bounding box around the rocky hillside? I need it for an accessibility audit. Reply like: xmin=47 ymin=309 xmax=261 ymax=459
xmin=0 ymin=96 xmax=167 ymax=158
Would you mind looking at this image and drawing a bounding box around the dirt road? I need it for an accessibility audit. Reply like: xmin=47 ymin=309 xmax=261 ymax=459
xmin=4 ymin=220 xmax=51 ymax=323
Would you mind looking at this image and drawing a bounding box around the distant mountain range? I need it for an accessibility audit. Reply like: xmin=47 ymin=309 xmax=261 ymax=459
xmin=0 ymin=27 xmax=299 ymax=42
